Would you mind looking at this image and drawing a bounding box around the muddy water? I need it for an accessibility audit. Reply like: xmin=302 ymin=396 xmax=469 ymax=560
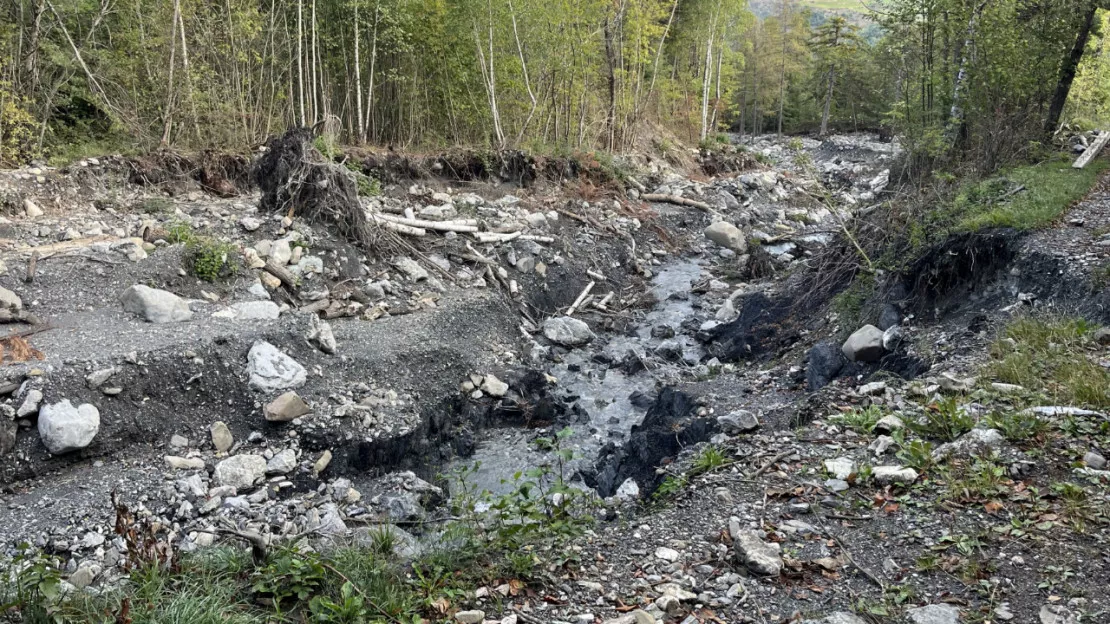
xmin=449 ymin=259 xmax=707 ymax=496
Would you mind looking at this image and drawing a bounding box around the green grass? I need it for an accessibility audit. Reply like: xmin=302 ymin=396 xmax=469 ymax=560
xmin=953 ymin=155 xmax=1110 ymax=232
xmin=985 ymin=316 xmax=1110 ymax=409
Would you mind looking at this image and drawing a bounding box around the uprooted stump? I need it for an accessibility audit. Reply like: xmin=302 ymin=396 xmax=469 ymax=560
xmin=254 ymin=127 xmax=385 ymax=254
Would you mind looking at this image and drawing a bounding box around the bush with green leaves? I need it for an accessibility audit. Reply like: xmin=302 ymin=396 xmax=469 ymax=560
xmin=164 ymin=220 xmax=240 ymax=282
xmin=910 ymin=396 xmax=975 ymax=442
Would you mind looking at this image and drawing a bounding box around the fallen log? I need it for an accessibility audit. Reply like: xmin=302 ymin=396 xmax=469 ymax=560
xmin=263 ymin=260 xmax=299 ymax=292
xmin=641 ymin=193 xmax=713 ymax=212
xmin=374 ymin=212 xmax=479 ymax=232
xmin=1074 ymin=131 xmax=1110 ymax=168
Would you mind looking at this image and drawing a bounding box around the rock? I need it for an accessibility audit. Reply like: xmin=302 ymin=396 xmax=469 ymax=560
xmin=0 ymin=285 xmax=23 ymax=311
xmin=165 ymin=455 xmax=205 ymax=470
xmin=871 ymin=466 xmax=918 ymax=485
xmin=602 ymin=611 xmax=655 ymax=624
xmin=869 ymin=435 xmax=896 ymax=455
xmin=842 ymin=325 xmax=885 ymax=362
xmin=873 ymin=414 xmax=904 ymax=434
xmin=24 ymin=198 xmax=44 ymax=218
xmin=825 ymin=478 xmax=850 ymax=492
xmin=266 ymin=449 xmax=297 ymax=474
xmin=17 ymin=389 xmax=43 ymax=417
xmin=270 ymin=239 xmax=292 ymax=265
xmin=454 ymin=610 xmax=485 ymax=624
xmin=731 ymin=526 xmax=783 ymax=576
xmin=543 ymin=316 xmax=595 ymax=347
xmin=69 ymin=565 xmax=96 ymax=589
xmin=937 ymin=372 xmax=976 ymax=393
xmin=824 ymin=457 xmax=856 ymax=480
xmin=229 ymin=301 xmax=281 ymax=320
xmin=85 ymin=367 xmax=116 ymax=389
xmin=246 ymin=341 xmax=307 ymax=392
xmin=704 ymin=221 xmax=747 ymax=253
xmin=37 ymin=400 xmax=99 ymax=454
xmin=990 ymin=382 xmax=1024 ymax=394
xmin=239 ymin=216 xmax=262 ymax=231
xmin=615 ymin=478 xmax=640 ymax=501
xmin=265 ymin=391 xmax=311 ymax=422
xmin=654 ymin=546 xmax=680 ymax=562
xmin=877 ymin=304 xmax=901 ymax=331
xmin=933 ymin=428 xmax=1005 ymax=460
xmin=1084 ymin=450 xmax=1107 ymax=470
xmin=306 ymin=315 xmax=337 ymax=354
xmin=801 ymin=614 xmax=868 ymax=624
xmin=718 ymin=410 xmax=759 ymax=433
xmin=314 ymin=450 xmax=333 ymax=474
xmin=120 ymin=285 xmax=193 ymax=323
xmin=1094 ymin=327 xmax=1110 ymax=346
xmin=210 ymin=421 xmax=233 ymax=452
xmin=1039 ymin=604 xmax=1077 ymax=624
xmin=882 ymin=325 xmax=903 ymax=351
xmin=393 ymin=257 xmax=428 ymax=281
xmin=858 ymin=381 xmax=886 ymax=396
xmin=169 ymin=434 xmax=189 ymax=448
xmin=906 ymin=604 xmax=960 ymax=624
xmin=481 ymin=374 xmax=509 ymax=398
xmin=807 ymin=341 xmax=847 ymax=390
xmin=214 ymin=454 xmax=267 ymax=489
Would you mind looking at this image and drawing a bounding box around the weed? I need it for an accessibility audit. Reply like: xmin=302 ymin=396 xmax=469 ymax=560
xmin=251 ymin=547 xmax=327 ymax=609
xmin=136 ymin=196 xmax=172 ymax=214
xmin=188 ymin=236 xmax=240 ymax=282
xmin=911 ymin=396 xmax=975 ymax=442
xmin=832 ymin=405 xmax=885 ymax=434
xmin=1038 ymin=565 xmax=1077 ymax=595
xmin=691 ymin=445 xmax=728 ymax=475
xmin=895 ymin=436 xmax=936 ymax=471
xmin=941 ymin=454 xmax=1008 ymax=503
xmin=984 ymin=409 xmax=1049 ymax=443
xmin=986 ymin=316 xmax=1110 ymax=408
xmin=653 ymin=475 xmax=687 ymax=501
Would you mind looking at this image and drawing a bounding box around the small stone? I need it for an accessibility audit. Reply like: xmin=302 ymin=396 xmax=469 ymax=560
xmin=393 ymin=257 xmax=428 ymax=281
xmin=314 ymin=450 xmax=333 ymax=474
xmin=731 ymin=526 xmax=782 ymax=576
xmin=654 ymin=546 xmax=680 ymax=562
xmin=858 ymin=381 xmax=886 ymax=396
xmin=615 ymin=478 xmax=640 ymax=501
xmin=872 ymin=414 xmax=904 ymax=434
xmin=991 ymin=382 xmax=1024 ymax=395
xmin=0 ymin=285 xmax=23 ymax=311
xmin=1039 ymin=604 xmax=1076 ymax=624
xmin=871 ymin=466 xmax=918 ymax=485
xmin=37 ymin=400 xmax=99 ymax=454
xmin=307 ymin=316 xmax=337 ymax=354
xmin=165 ymin=455 xmax=205 ymax=470
xmin=454 ymin=610 xmax=485 ymax=624
xmin=214 ymin=454 xmax=267 ymax=489
xmin=24 ymin=198 xmax=44 ymax=218
xmin=481 ymin=374 xmax=509 ymax=398
xmin=120 ymin=285 xmax=193 ymax=323
xmin=824 ymin=457 xmax=856 ymax=480
xmin=229 ymin=300 xmax=281 ymax=320
xmin=841 ymin=325 xmax=884 ymax=362
xmin=270 ymin=239 xmax=292 ymax=265
xmin=240 ymin=216 xmax=262 ymax=231
xmin=85 ymin=367 xmax=116 ymax=389
xmin=906 ymin=604 xmax=960 ymax=624
xmin=210 ymin=421 xmax=233 ymax=452
xmin=825 ymin=478 xmax=850 ymax=492
xmin=704 ymin=221 xmax=747 ymax=253
xmin=869 ymin=435 xmax=896 ymax=455
xmin=1083 ymin=450 xmax=1106 ymax=470
xmin=881 ymin=325 xmax=903 ymax=351
xmin=938 ymin=372 xmax=976 ymax=393
xmin=17 ymin=389 xmax=43 ymax=418
xmin=266 ymin=449 xmax=297 ymax=474
xmin=717 ymin=410 xmax=759 ymax=433
xmin=265 ymin=391 xmax=311 ymax=422
xmin=246 ymin=341 xmax=307 ymax=392
xmin=543 ymin=316 xmax=595 ymax=347
xmin=169 ymin=434 xmax=189 ymax=449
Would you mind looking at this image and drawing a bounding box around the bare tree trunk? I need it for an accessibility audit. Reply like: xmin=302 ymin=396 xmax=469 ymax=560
xmin=297 ymin=0 xmax=305 ymax=126
xmin=1044 ymin=0 xmax=1097 ymax=136
xmin=945 ymin=0 xmax=989 ymax=143
xmin=310 ymin=0 xmax=318 ymax=123
xmin=160 ymin=0 xmax=180 ymax=145
xmin=473 ymin=0 xmax=504 ymax=147
xmin=353 ymin=3 xmax=364 ymax=143
xmin=509 ymin=0 xmax=537 ymax=144
xmin=777 ymin=2 xmax=788 ymax=135
xmin=363 ymin=0 xmax=379 ymax=142
xmin=820 ymin=67 xmax=835 ymax=136
xmin=603 ymin=15 xmax=617 ymax=150
xmin=710 ymin=46 xmax=723 ymax=133
xmin=176 ymin=3 xmax=201 ymax=143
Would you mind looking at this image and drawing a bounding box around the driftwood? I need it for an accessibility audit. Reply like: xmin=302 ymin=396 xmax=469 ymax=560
xmin=373 ymin=213 xmax=479 ymax=232
xmin=263 ymin=260 xmax=298 ymax=292
xmin=566 ymin=281 xmax=596 ymax=316
xmin=1074 ymin=131 xmax=1110 ymax=169
xmin=641 ymin=193 xmax=713 ymax=212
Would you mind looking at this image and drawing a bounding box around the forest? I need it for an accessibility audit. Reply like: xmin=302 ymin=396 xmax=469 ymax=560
xmin=1 ymin=0 xmax=1110 ymax=169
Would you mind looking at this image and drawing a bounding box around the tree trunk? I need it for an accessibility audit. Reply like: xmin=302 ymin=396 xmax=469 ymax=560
xmin=353 ymin=4 xmax=364 ymax=143
xmin=699 ymin=35 xmax=713 ymax=141
xmin=820 ymin=67 xmax=835 ymax=136
xmin=296 ymin=0 xmax=305 ymax=126
xmin=1044 ymin=0 xmax=1098 ymax=136
xmin=363 ymin=0 xmax=379 ymax=142
xmin=160 ymin=0 xmax=180 ymax=145
xmin=945 ymin=0 xmax=989 ymax=143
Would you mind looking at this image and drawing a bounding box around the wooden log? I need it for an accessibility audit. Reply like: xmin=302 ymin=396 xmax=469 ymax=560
xmin=566 ymin=281 xmax=595 ymax=316
xmin=641 ymin=193 xmax=713 ymax=212
xmin=374 ymin=212 xmax=479 ymax=232
xmin=25 ymin=251 xmax=37 ymax=283
xmin=1073 ymin=131 xmax=1110 ymax=169
xmin=263 ymin=260 xmax=299 ymax=292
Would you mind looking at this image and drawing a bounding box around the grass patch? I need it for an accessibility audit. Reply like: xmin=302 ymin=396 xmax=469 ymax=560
xmin=831 ymin=404 xmax=885 ymax=434
xmin=165 ymin=220 xmax=240 ymax=282
xmin=952 ymin=155 xmax=1109 ymax=232
xmin=985 ymin=316 xmax=1110 ymax=409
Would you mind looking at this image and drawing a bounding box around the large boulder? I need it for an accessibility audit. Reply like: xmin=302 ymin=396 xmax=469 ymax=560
xmin=841 ymin=325 xmax=884 ymax=362
xmin=38 ymin=400 xmax=100 ymax=454
xmin=704 ymin=221 xmax=747 ymax=253
xmin=246 ymin=341 xmax=307 ymax=392
xmin=806 ymin=341 xmax=847 ymax=390
xmin=120 ymin=285 xmax=193 ymax=323
xmin=214 ymin=454 xmax=267 ymax=489
xmin=543 ymin=316 xmax=594 ymax=347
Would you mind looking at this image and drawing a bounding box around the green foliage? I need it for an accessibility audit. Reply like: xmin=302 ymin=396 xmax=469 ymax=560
xmin=830 ymin=271 xmax=875 ymax=329
xmin=653 ymin=475 xmax=687 ymax=501
xmin=251 ymin=548 xmax=327 ymax=606
xmin=986 ymin=316 xmax=1110 ymax=408
xmin=831 ymin=405 xmax=885 ymax=434
xmin=910 ymin=397 xmax=975 ymax=442
xmin=984 ymin=409 xmax=1049 ymax=443
xmin=941 ymin=454 xmax=1008 ymax=502
xmin=0 ymin=546 xmax=64 ymax=620
xmin=166 ymin=221 xmax=240 ymax=282
xmin=895 ymin=435 xmax=935 ymax=472
xmin=691 ymin=445 xmax=728 ymax=475
xmin=0 ymin=74 xmax=37 ymax=166
xmin=309 ymin=582 xmax=368 ymax=623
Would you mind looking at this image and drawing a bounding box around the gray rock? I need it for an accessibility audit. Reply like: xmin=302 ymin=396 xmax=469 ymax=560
xmin=807 ymin=341 xmax=847 ymax=390
xmin=23 ymin=198 xmax=44 ymax=218
xmin=718 ymin=410 xmax=759 ymax=433
xmin=1084 ymin=450 xmax=1106 ymax=470
xmin=602 ymin=611 xmax=655 ymax=624
xmin=265 ymin=391 xmax=311 ymax=422
xmin=877 ymin=304 xmax=901 ymax=331
xmin=824 ymin=457 xmax=856 ymax=480
xmin=907 ymin=604 xmax=960 ymax=624
xmin=214 ymin=454 xmax=267 ymax=489
xmin=871 ymin=466 xmax=918 ymax=485
xmin=0 ymin=285 xmax=22 ymax=311
xmin=1039 ymin=604 xmax=1077 ymax=624
xmin=246 ymin=341 xmax=306 ymax=391
xmin=704 ymin=221 xmax=747 ymax=253
xmin=455 ymin=611 xmax=485 ymax=624
xmin=120 ymin=285 xmax=193 ymax=323
xmin=882 ymin=325 xmax=904 ymax=351
xmin=842 ymin=325 xmax=884 ymax=362
xmin=270 ymin=239 xmax=292 ymax=265
xmin=869 ymin=435 xmax=896 ymax=455
xmin=38 ymin=400 xmax=99 ymax=454
xmin=239 ymin=216 xmax=262 ymax=231
xmin=266 ymin=449 xmax=297 ymax=474
xmin=165 ymin=455 xmax=205 ymax=470
xmin=229 ymin=300 xmax=281 ymax=320
xmin=307 ymin=315 xmax=337 ymax=354
xmin=17 ymin=389 xmax=43 ymax=418
xmin=210 ymin=421 xmax=233 ymax=452
xmin=481 ymin=374 xmax=509 ymax=398
xmin=801 ymin=613 xmax=868 ymax=624
xmin=933 ymin=428 xmax=1004 ymax=460
xmin=393 ymin=257 xmax=428 ymax=281
xmin=731 ymin=526 xmax=782 ymax=576
xmin=543 ymin=316 xmax=595 ymax=347
xmin=85 ymin=367 xmax=116 ymax=389
xmin=873 ymin=414 xmax=905 ymax=434
xmin=615 ymin=478 xmax=640 ymax=501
